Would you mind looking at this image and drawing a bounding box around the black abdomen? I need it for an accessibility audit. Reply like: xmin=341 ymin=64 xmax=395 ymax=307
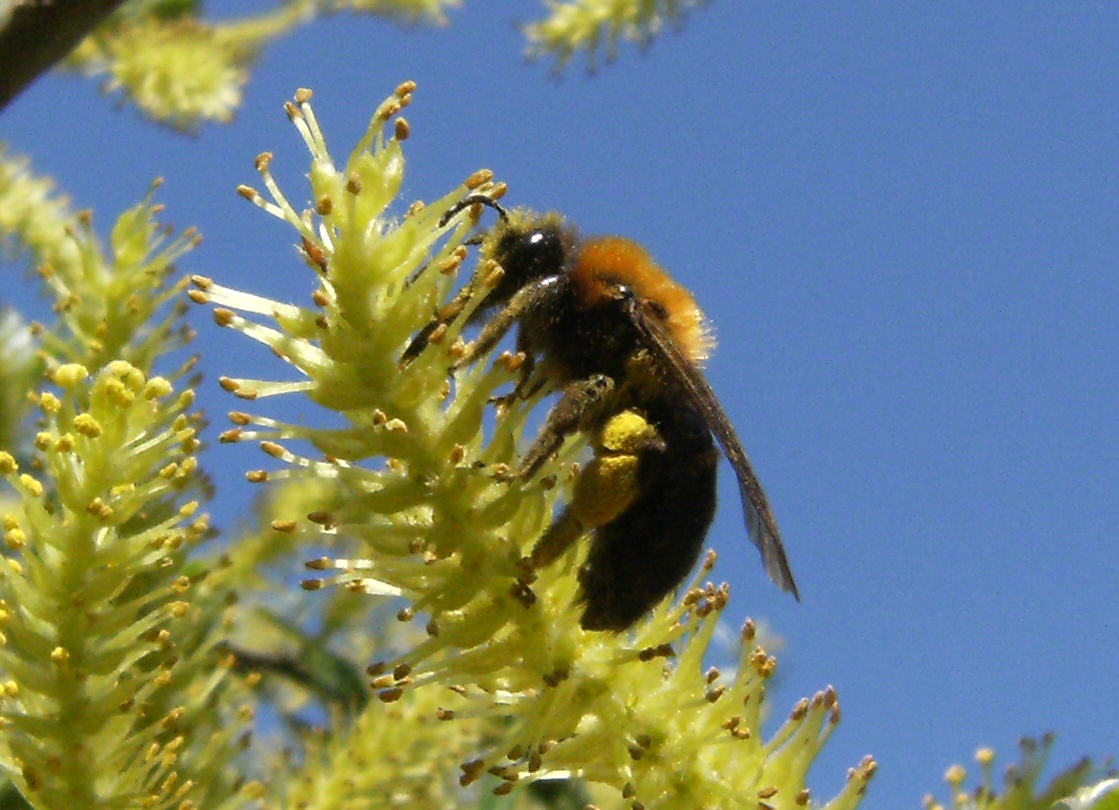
xmin=578 ymin=401 xmax=718 ymax=631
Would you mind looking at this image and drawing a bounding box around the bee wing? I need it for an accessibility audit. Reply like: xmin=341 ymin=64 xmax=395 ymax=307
xmin=623 ymin=297 xmax=800 ymax=600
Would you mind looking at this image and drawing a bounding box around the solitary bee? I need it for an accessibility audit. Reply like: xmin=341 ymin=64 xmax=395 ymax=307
xmin=406 ymin=195 xmax=799 ymax=630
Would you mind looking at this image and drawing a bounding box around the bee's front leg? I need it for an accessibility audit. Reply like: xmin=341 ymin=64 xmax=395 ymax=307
xmin=518 ymin=374 xmax=615 ymax=480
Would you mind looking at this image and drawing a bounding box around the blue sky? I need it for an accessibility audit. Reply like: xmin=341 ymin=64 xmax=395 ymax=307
xmin=4 ymin=3 xmax=1117 ymax=807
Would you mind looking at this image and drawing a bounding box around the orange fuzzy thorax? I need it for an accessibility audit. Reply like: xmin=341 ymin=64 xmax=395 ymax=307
xmin=572 ymin=236 xmax=715 ymax=363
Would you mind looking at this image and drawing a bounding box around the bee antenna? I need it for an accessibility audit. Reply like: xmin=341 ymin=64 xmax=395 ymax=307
xmin=439 ymin=194 xmax=509 ymax=229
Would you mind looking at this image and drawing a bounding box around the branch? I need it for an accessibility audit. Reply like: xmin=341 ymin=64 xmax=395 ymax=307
xmin=0 ymin=0 xmax=126 ymax=113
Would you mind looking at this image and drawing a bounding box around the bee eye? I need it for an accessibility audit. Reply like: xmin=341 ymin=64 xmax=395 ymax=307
xmin=500 ymin=228 xmax=566 ymax=280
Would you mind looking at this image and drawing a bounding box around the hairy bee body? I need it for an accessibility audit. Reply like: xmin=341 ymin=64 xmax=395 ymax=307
xmin=576 ymin=398 xmax=718 ymax=630
xmin=407 ymin=197 xmax=798 ymax=630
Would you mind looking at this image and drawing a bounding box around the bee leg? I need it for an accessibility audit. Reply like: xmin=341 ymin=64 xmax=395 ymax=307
xmin=489 ymin=353 xmax=541 ymax=413
xmin=399 ymin=279 xmax=480 ymax=367
xmin=531 ymin=409 xmax=664 ymax=571
xmin=452 ymin=276 xmax=559 ymax=371
xmin=531 ymin=508 xmax=584 ymax=568
xmin=518 ymin=374 xmax=615 ymax=480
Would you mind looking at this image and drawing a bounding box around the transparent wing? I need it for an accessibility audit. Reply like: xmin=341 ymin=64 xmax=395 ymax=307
xmin=623 ymin=296 xmax=800 ymax=599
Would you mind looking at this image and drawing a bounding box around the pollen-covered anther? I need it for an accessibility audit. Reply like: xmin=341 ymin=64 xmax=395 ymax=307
xmin=259 ymin=441 xmax=287 ymax=459
xmin=464 ymin=169 xmax=493 ymax=190
xmin=853 ymin=756 xmax=878 ymax=783
xmin=705 ymin=685 xmax=726 ymax=703
xmin=187 ymin=289 xmax=208 ymax=304
xmin=300 ymin=578 xmax=324 ymax=591
xmin=425 ymin=619 xmax=439 ymax=636
xmin=72 ymin=413 xmax=101 ymax=438
xmin=394 ymin=118 xmax=410 ymax=141
xmin=218 ymin=377 xmax=241 ymax=395
xmin=306 ymin=511 xmax=334 ymax=527
xmin=378 ymin=687 xmax=404 ymax=703
xmin=437 ymin=252 xmax=463 ymax=275
xmin=236 ymin=185 xmax=260 ymax=202
xmin=459 ymin=758 xmax=486 ymax=786
xmin=346 ymin=174 xmax=362 ymax=195
xmin=790 ymin=698 xmax=810 ymax=721
xmin=246 ymin=470 xmax=269 ymax=483
xmin=397 ymin=607 xmax=414 ymax=622
xmin=748 ymin=648 xmax=769 ymax=672
xmin=481 ymin=260 xmax=505 ymax=287
xmin=254 ymin=152 xmax=273 ymax=172
xmin=219 ymin=428 xmax=243 ymax=443
xmin=408 ymin=322 xmax=442 ymax=350
xmin=742 ymin=618 xmax=756 ymax=642
xmin=497 ymin=351 xmax=526 ymax=373
xmin=87 ymin=498 xmax=113 ymax=518
xmin=526 ymin=750 xmax=543 ymax=772
xmin=384 ymin=418 xmax=407 ymax=433
xmin=270 ymin=520 xmax=296 ymax=533
xmin=796 ymin=788 xmax=812 ymax=805
xmin=370 ymin=673 xmax=397 ymax=689
xmin=301 ymin=239 xmax=328 ymax=274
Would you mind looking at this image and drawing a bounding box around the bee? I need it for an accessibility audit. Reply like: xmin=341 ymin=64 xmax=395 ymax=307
xmin=406 ymin=195 xmax=799 ymax=630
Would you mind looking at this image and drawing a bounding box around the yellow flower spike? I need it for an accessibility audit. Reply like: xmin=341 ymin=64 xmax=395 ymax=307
xmin=0 ymin=344 xmax=251 ymax=806
xmin=198 ymin=84 xmax=884 ymax=809
xmin=526 ymin=0 xmax=704 ymax=69
xmin=103 ymin=19 xmax=252 ymax=129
